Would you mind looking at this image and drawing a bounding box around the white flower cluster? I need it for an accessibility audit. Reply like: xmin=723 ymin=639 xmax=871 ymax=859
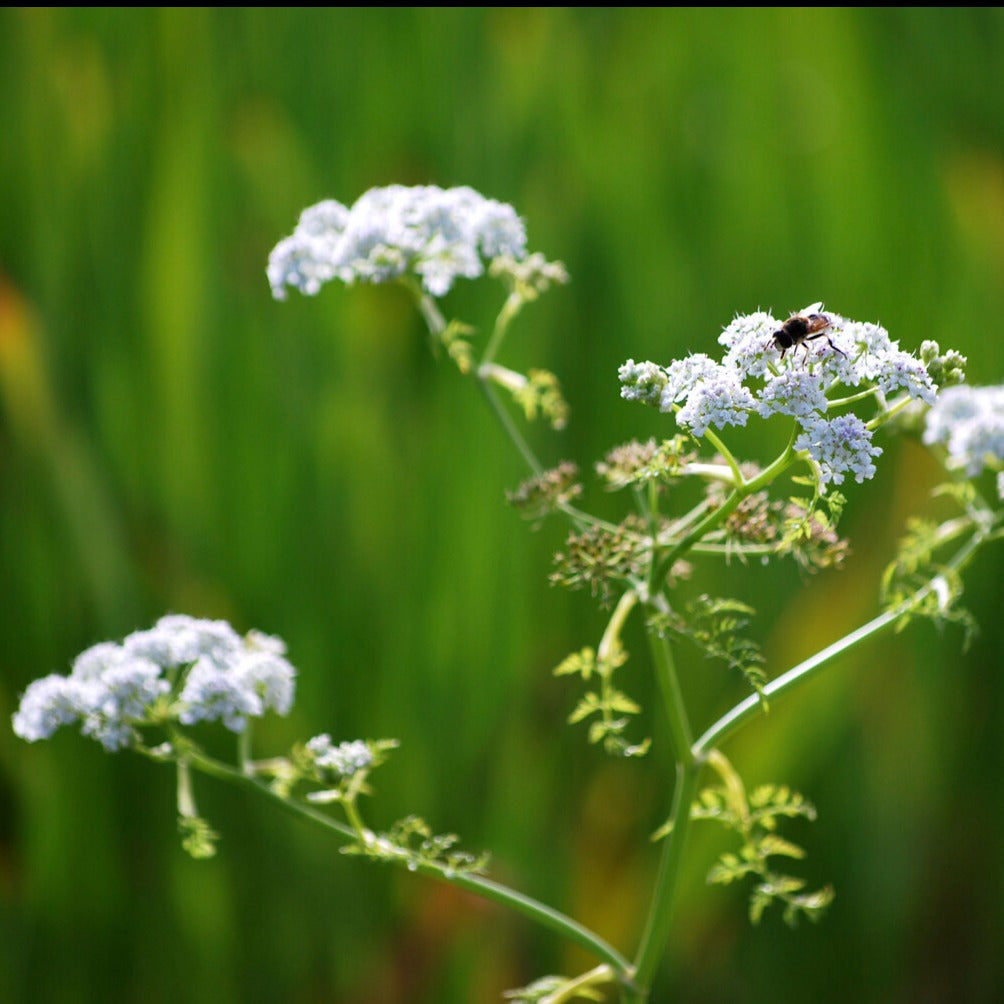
xmin=268 ymin=185 xmax=527 ymax=299
xmin=619 ymin=305 xmax=942 ymax=486
xmin=12 ymin=615 xmax=296 ymax=750
xmin=795 ymin=413 xmax=882 ymax=486
xmin=306 ymin=734 xmax=373 ymax=777
xmin=923 ymin=384 xmax=1004 ymax=478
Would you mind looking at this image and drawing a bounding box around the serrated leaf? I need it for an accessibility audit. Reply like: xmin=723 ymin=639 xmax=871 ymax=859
xmin=708 ymin=857 xmax=758 ymax=886
xmin=791 ymin=885 xmax=835 ymax=916
xmin=760 ymin=874 xmax=807 ymax=896
xmin=757 ymin=834 xmax=806 ymax=860
xmin=607 ymin=691 xmax=641 ymax=714
xmin=749 ymin=890 xmax=770 ymax=925
xmin=567 ymin=693 xmax=601 ymax=724
xmin=554 ymin=648 xmax=595 ymax=678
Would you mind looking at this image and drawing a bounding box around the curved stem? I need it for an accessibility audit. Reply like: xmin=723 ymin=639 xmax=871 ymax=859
xmin=694 ymin=522 xmax=989 ymax=756
xmin=181 ymin=747 xmax=634 ymax=979
xmin=478 ymin=375 xmax=543 ymax=475
xmin=544 ymin=964 xmax=617 ymax=1003
xmin=653 ymin=428 xmax=800 ymax=584
xmin=483 ymin=291 xmax=523 ymax=365
xmin=693 ymin=606 xmax=900 ymax=757
xmin=599 ymin=590 xmax=638 ymax=664
xmin=826 ymin=385 xmax=880 ymax=409
xmin=699 ymin=427 xmax=744 ymax=486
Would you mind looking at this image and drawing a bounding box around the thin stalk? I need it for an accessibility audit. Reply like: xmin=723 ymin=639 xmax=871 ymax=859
xmin=653 ymin=428 xmax=800 ymax=583
xmin=629 ymin=624 xmax=699 ymax=996
xmin=866 ymin=392 xmax=916 ymax=431
xmin=648 ymin=628 xmax=694 ymax=766
xmin=237 ymin=727 xmax=252 ymax=775
xmin=556 ymin=501 xmax=628 ymax=536
xmin=694 ymin=607 xmax=901 ymax=757
xmin=482 ymin=290 xmax=523 ymax=365
xmin=176 ymin=757 xmax=198 ymax=819
xmin=826 ymin=386 xmax=880 ymax=409
xmin=683 ymin=462 xmax=741 ymax=484
xmin=542 ymin=964 xmax=616 ymax=1004
xmin=478 ymin=375 xmax=543 ymax=475
xmin=694 ymin=523 xmax=989 ymax=756
xmin=409 ymin=283 xmax=448 ymax=337
xmin=181 ymin=747 xmax=634 ymax=980
xmin=599 ymin=590 xmax=639 ymax=664
xmin=658 ymin=498 xmax=715 ymax=545
xmin=699 ymin=427 xmax=744 ymax=485
xmin=340 ymin=796 xmax=369 ymax=842
xmin=631 ymin=760 xmax=700 ymax=993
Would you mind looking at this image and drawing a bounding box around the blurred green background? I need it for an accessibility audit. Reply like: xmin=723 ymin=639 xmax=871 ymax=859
xmin=2 ymin=8 xmax=1003 ymax=1003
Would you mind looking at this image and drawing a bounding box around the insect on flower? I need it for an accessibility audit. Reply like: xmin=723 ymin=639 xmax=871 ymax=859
xmin=769 ymin=304 xmax=846 ymax=364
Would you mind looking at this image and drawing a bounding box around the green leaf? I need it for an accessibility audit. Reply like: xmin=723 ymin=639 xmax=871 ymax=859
xmin=756 ymin=834 xmax=807 ymax=860
xmin=554 ymin=647 xmax=595 ymax=679
xmin=607 ymin=690 xmax=641 ymax=715
xmin=568 ymin=693 xmax=602 ymax=724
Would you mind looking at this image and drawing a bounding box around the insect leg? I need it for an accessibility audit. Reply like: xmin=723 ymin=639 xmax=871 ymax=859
xmin=804 ymin=332 xmax=847 ymax=358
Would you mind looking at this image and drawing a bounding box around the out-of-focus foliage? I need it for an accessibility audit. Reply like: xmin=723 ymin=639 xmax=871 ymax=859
xmin=1 ymin=8 xmax=1002 ymax=1003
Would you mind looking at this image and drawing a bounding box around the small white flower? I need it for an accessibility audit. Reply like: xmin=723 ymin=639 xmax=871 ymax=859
xmin=307 ymin=735 xmax=373 ymax=777
xmin=13 ymin=616 xmax=298 ymax=749
xmin=839 ymin=319 xmax=894 ymax=361
xmin=675 ymin=369 xmax=756 ymax=437
xmin=719 ymin=310 xmax=780 ymax=378
xmin=12 ymin=675 xmax=84 ymax=742
xmin=796 ymin=413 xmax=882 ymax=486
xmin=178 ymin=656 xmax=263 ymax=733
xmin=124 ymin=615 xmax=243 ymax=669
xmin=618 ymin=359 xmax=669 ymax=408
xmin=923 ymin=384 xmax=1004 ymax=476
xmin=232 ymin=650 xmax=296 ymax=717
xmin=757 ymin=369 xmax=828 ymax=421
xmin=875 ymin=349 xmax=937 ymax=405
xmin=268 ymin=185 xmax=527 ymax=299
xmin=659 ymin=354 xmax=722 ymax=410
xmin=72 ymin=641 xmax=128 ymax=680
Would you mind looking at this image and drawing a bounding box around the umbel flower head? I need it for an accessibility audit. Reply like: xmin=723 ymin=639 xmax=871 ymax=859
xmin=620 ymin=304 xmax=944 ymax=487
xmin=268 ymin=185 xmax=528 ymax=299
xmin=12 ymin=615 xmax=296 ymax=751
xmin=923 ymin=383 xmax=1004 ymax=478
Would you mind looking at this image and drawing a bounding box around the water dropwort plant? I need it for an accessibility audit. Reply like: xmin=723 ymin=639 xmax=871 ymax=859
xmin=14 ymin=186 xmax=1002 ymax=1003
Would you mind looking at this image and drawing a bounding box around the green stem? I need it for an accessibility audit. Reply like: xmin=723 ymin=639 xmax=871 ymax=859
xmin=599 ymin=590 xmax=638 ymax=664
xmin=694 ymin=607 xmax=900 ymax=757
xmin=866 ymin=392 xmax=915 ymax=431
xmin=478 ymin=375 xmax=543 ymax=475
xmin=826 ymin=386 xmax=880 ymax=409
xmin=699 ymin=426 xmax=744 ymax=485
xmin=409 ymin=283 xmax=448 ymax=337
xmin=694 ymin=522 xmax=989 ymax=756
xmin=629 ymin=622 xmax=698 ymax=997
xmin=238 ymin=727 xmax=252 ymax=775
xmin=482 ymin=290 xmax=523 ymax=365
xmin=631 ymin=760 xmax=701 ymax=993
xmin=340 ymin=796 xmax=369 ymax=841
xmin=648 ymin=628 xmax=694 ymax=766
xmin=682 ymin=462 xmax=740 ymax=484
xmin=545 ymin=964 xmax=617 ymax=1004
xmin=653 ymin=428 xmax=800 ymax=583
xmin=181 ymin=747 xmax=634 ymax=981
xmin=176 ymin=757 xmax=198 ymax=818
